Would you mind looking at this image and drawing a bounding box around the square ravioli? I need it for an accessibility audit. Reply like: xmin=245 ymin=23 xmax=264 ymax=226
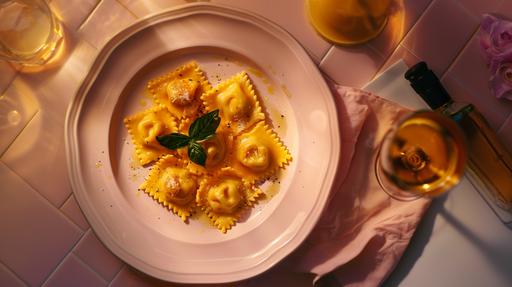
xmin=139 ymin=155 xmax=200 ymax=221
xmin=196 ymin=168 xmax=262 ymax=233
xmin=201 ymin=71 xmax=265 ymax=135
xmin=227 ymin=121 xmax=292 ymax=183
xmin=124 ymin=105 xmax=178 ymax=165
xmin=147 ymin=61 xmax=211 ymax=119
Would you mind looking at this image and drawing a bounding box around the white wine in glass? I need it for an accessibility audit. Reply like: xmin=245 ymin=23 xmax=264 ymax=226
xmin=306 ymin=0 xmax=392 ymax=45
xmin=376 ymin=111 xmax=467 ymax=201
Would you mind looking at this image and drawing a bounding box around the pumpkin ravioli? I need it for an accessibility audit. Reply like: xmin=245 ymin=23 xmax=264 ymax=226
xmin=228 ymin=121 xmax=292 ymax=183
xmin=201 ymin=71 xmax=264 ymax=135
xmin=196 ymin=168 xmax=263 ymax=233
xmin=147 ymin=61 xmax=211 ymax=119
xmin=139 ymin=155 xmax=200 ymax=221
xmin=124 ymin=105 xmax=178 ymax=165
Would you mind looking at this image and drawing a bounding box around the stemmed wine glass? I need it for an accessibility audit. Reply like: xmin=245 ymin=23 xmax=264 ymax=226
xmin=375 ymin=110 xmax=467 ymax=201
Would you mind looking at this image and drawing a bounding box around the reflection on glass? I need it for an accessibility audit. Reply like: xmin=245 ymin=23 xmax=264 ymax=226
xmin=376 ymin=111 xmax=467 ymax=201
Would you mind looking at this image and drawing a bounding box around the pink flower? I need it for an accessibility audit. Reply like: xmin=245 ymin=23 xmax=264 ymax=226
xmin=480 ymin=14 xmax=512 ymax=58
xmin=480 ymin=14 xmax=512 ymax=101
xmin=490 ymin=62 xmax=512 ymax=100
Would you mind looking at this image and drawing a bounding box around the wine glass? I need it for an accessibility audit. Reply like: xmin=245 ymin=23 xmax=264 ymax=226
xmin=375 ymin=111 xmax=467 ymax=201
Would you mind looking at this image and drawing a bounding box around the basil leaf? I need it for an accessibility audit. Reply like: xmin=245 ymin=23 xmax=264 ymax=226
xmin=188 ymin=141 xmax=207 ymax=166
xmin=188 ymin=109 xmax=221 ymax=141
xmin=157 ymin=133 xmax=190 ymax=150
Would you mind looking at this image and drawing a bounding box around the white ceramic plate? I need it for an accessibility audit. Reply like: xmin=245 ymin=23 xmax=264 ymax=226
xmin=65 ymin=3 xmax=339 ymax=283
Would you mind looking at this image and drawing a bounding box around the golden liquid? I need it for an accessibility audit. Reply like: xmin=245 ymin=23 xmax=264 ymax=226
xmin=382 ymin=112 xmax=467 ymax=197
xmin=306 ymin=0 xmax=392 ymax=45
xmin=0 ymin=0 xmax=63 ymax=65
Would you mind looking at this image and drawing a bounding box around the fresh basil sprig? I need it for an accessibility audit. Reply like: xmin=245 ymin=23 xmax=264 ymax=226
xmin=156 ymin=109 xmax=220 ymax=166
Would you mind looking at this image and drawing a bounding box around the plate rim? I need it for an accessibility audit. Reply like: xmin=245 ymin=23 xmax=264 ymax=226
xmin=65 ymin=2 xmax=340 ymax=283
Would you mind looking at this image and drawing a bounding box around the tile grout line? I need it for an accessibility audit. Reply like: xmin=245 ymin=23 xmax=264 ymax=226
xmin=114 ymin=0 xmax=140 ymax=19
xmin=77 ymin=0 xmax=103 ymax=31
xmin=1 ymin=151 xmax=85 ymax=233
xmin=318 ymin=45 xmax=334 ymax=67
xmin=440 ymin=26 xmax=481 ymax=80
xmin=0 ymin=70 xmax=17 ymax=95
xmin=40 ymin=252 xmax=107 ymax=287
xmin=0 ymin=259 xmax=30 ymax=287
xmin=70 ymin=230 xmax=117 ymax=283
xmin=106 ymin=264 xmax=127 ymax=286
xmin=0 ymin=109 xmax=39 ymax=159
xmin=497 ymin=112 xmax=512 ymax=132
xmin=70 ymin=250 xmax=109 ymax=285
xmin=58 ymin=192 xmax=74 ymax=209
xmin=373 ymin=0 xmax=437 ymax=76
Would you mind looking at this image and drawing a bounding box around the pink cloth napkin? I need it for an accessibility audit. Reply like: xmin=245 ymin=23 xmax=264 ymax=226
xmin=246 ymin=84 xmax=431 ymax=286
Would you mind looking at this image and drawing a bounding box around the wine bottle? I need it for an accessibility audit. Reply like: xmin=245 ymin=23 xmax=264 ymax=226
xmin=405 ymin=62 xmax=512 ymax=214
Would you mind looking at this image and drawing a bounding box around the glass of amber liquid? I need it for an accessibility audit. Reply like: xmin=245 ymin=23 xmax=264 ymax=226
xmin=376 ymin=111 xmax=467 ymax=201
xmin=306 ymin=0 xmax=392 ymax=45
xmin=0 ymin=0 xmax=63 ymax=66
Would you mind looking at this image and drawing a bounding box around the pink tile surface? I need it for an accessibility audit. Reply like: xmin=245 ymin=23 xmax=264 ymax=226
xmin=116 ymin=0 xmax=183 ymax=17
xmin=320 ymin=45 xmax=385 ymax=88
xmin=18 ymin=40 xmax=97 ymax=119
xmin=402 ymin=0 xmax=479 ymax=76
xmin=367 ymin=0 xmax=433 ymax=59
xmin=212 ymin=0 xmax=331 ymax=63
xmin=61 ymin=195 xmax=90 ymax=231
xmin=0 ymin=61 xmax=16 ymax=94
xmin=73 ymin=230 xmax=124 ymax=282
xmin=0 ymin=162 xmax=82 ymax=286
xmin=443 ymin=32 xmax=512 ymax=130
xmin=109 ymin=265 xmax=239 ymax=287
xmin=42 ymin=254 xmax=106 ymax=287
xmin=379 ymin=44 xmax=421 ymax=74
xmin=0 ymin=262 xmax=26 ymax=287
xmin=0 ymin=79 xmax=39 ymax=155
xmin=108 ymin=266 xmax=167 ymax=287
xmin=496 ymin=1 xmax=512 ymax=18
xmin=78 ymin=0 xmax=137 ymax=50
xmin=454 ymin=0 xmax=503 ymax=20
xmin=50 ymin=0 xmax=99 ymax=31
xmin=497 ymin=114 xmax=512 ymax=151
xmin=1 ymin=112 xmax=71 ymax=207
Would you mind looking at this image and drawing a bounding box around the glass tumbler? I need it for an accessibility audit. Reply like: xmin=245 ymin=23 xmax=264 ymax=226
xmin=306 ymin=0 xmax=392 ymax=45
xmin=0 ymin=0 xmax=63 ymax=66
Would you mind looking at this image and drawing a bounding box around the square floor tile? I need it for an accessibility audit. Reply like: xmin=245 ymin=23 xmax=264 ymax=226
xmin=443 ymin=33 xmax=512 ymax=130
xmin=0 ymin=79 xmax=39 ymax=155
xmin=368 ymin=0 xmax=433 ymax=59
xmin=18 ymin=39 xmax=97 ymax=120
xmin=320 ymin=45 xmax=385 ymax=88
xmin=402 ymin=0 xmax=479 ymax=76
xmin=73 ymin=230 xmax=123 ymax=282
xmin=61 ymin=195 xmax=90 ymax=231
xmin=0 ymin=262 xmax=26 ymax=287
xmin=2 ymin=112 xmax=71 ymax=207
xmin=42 ymin=254 xmax=106 ymax=287
xmin=497 ymin=113 xmax=512 ymax=154
xmin=212 ymin=0 xmax=332 ymax=63
xmin=0 ymin=61 xmax=16 ymax=94
xmin=0 ymin=162 xmax=82 ymax=286
xmin=79 ymin=0 xmax=137 ymax=50
xmin=50 ymin=0 xmax=99 ymax=31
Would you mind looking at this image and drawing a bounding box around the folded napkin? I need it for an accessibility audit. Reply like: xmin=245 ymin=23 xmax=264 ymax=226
xmin=246 ymin=84 xmax=431 ymax=287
